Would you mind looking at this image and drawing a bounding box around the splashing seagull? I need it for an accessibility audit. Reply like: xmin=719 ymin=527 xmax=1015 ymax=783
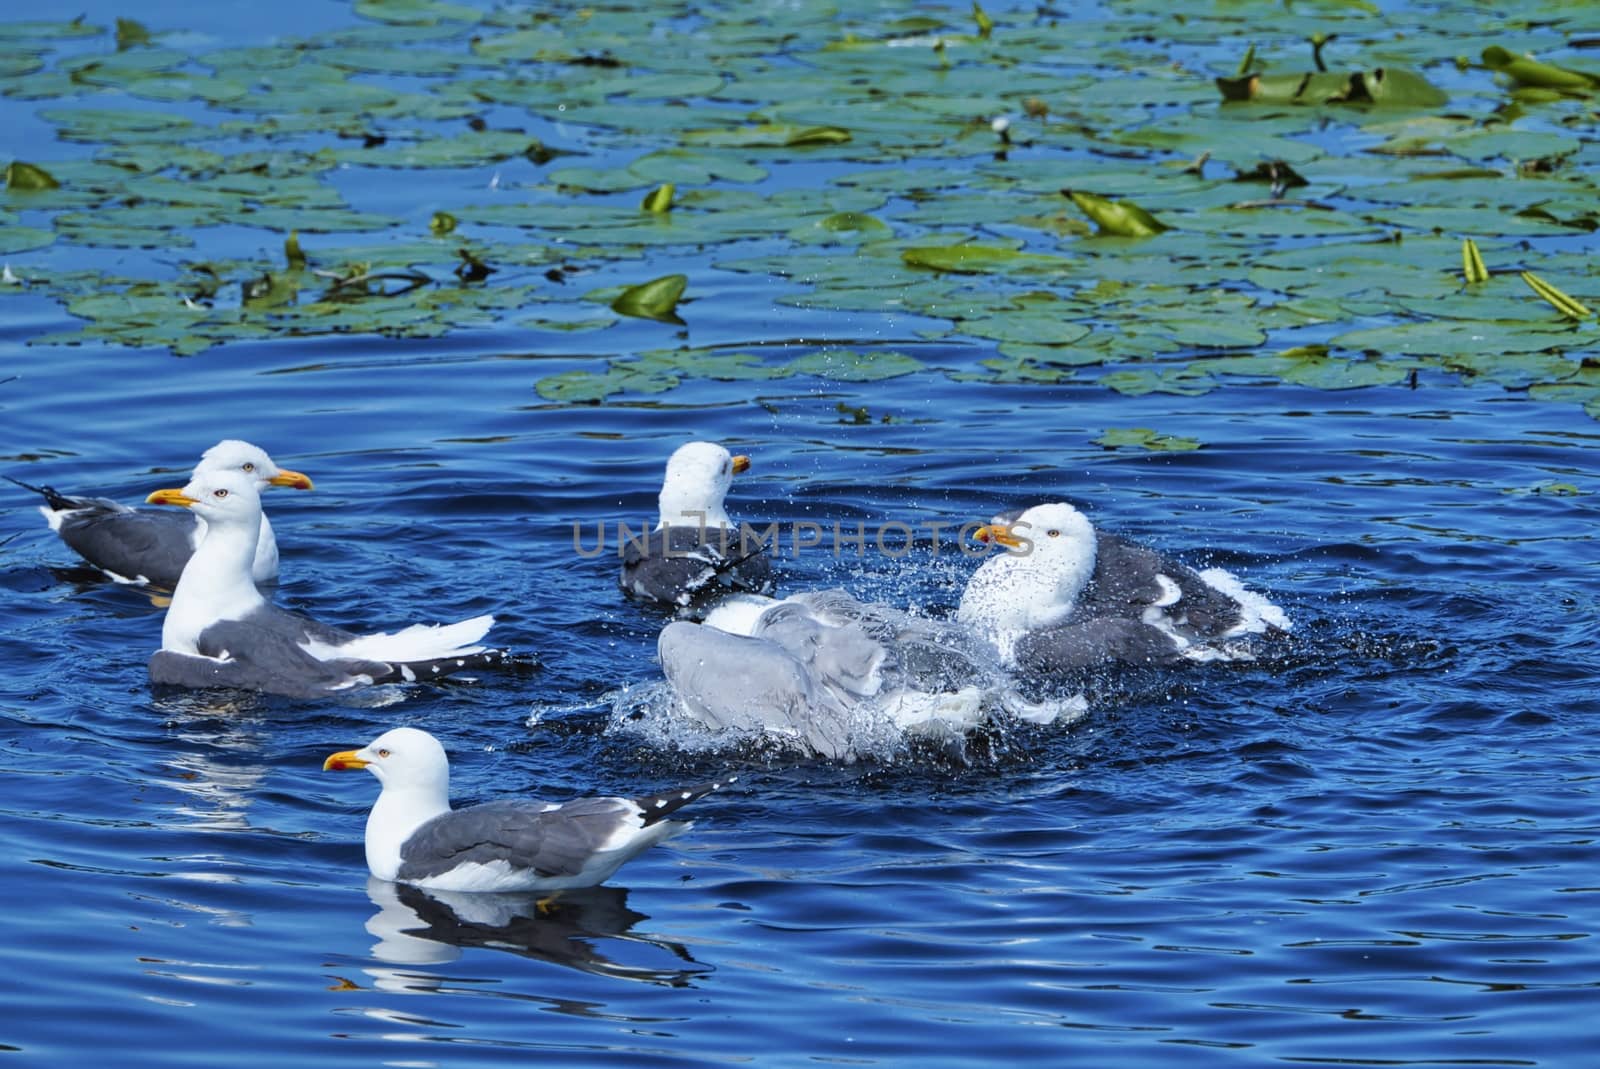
xmin=652 ymin=587 xmax=1079 ymax=761
xmin=4 ymin=439 xmax=313 ymax=587
xmin=145 ymin=469 xmax=510 ymax=698
xmin=957 ymin=501 xmax=1291 ymax=674
xmin=619 ymin=440 xmax=773 ymax=615
xmin=323 ymin=727 xmax=734 ymax=893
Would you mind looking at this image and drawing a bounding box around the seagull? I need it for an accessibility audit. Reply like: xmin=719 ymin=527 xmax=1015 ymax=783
xmin=145 ymin=469 xmax=510 ymax=698
xmin=5 ymin=439 xmax=312 ymax=587
xmin=323 ymin=727 xmax=733 ymax=893
xmin=655 ymin=588 xmax=1075 ymax=760
xmin=619 ymin=441 xmax=773 ymax=615
xmin=957 ymin=501 xmax=1290 ymax=674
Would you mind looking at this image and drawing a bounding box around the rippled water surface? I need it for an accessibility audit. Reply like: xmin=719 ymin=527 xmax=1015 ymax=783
xmin=5 ymin=1 xmax=1600 ymax=1066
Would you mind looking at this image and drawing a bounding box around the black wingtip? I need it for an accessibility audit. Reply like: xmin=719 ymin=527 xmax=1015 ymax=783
xmin=635 ymin=776 xmax=737 ymax=826
xmin=712 ymin=538 xmax=770 ymax=575
xmin=380 ymin=647 xmax=524 ymax=686
xmin=2 ymin=474 xmax=75 ymax=511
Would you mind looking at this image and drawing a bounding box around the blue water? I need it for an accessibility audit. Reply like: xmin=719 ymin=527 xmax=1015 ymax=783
xmin=6 ymin=1 xmax=1600 ymax=1066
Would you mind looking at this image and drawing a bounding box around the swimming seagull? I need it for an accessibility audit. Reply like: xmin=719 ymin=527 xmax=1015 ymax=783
xmin=323 ymin=727 xmax=733 ymax=893
xmin=619 ymin=441 xmax=774 ymax=616
xmin=957 ymin=501 xmax=1290 ymax=674
xmin=5 ymin=439 xmax=313 ymax=587
xmin=145 ymin=469 xmax=509 ymax=698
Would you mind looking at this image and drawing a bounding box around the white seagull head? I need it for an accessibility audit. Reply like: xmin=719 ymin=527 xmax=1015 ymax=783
xmin=957 ymin=502 xmax=1099 ymax=660
xmin=147 ymin=468 xmax=265 ymax=532
xmin=656 ymin=440 xmax=750 ymax=530
xmin=194 ymin=440 xmax=314 ymax=492
xmin=324 ymin=726 xmax=451 ymax=798
xmin=325 ymin=727 xmax=454 ymax=884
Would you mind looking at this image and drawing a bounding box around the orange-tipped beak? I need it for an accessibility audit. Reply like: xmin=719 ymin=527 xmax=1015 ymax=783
xmin=270 ymin=469 xmax=314 ymax=490
xmin=972 ymin=523 xmax=1024 ymax=549
xmin=146 ymin=488 xmax=198 ymax=508
xmin=730 ymin=454 xmax=751 ymax=475
xmin=322 ymin=749 xmax=368 ymax=771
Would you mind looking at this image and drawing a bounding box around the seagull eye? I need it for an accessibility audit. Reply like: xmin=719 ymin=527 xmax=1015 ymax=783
xmin=240 ymin=462 xmax=255 ymax=472
xmin=214 ymin=489 xmax=229 ymax=499
xmin=1046 ymin=528 xmax=1060 ymax=537
xmin=376 ymin=748 xmax=390 ymax=758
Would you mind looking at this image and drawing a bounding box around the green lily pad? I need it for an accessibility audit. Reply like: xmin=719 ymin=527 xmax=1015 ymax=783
xmin=1064 ymin=190 xmax=1169 ymax=237
xmin=1100 ymin=367 xmax=1217 ymax=397
xmin=1482 ymin=46 xmax=1599 ymax=92
xmin=4 ymin=161 xmax=58 ymax=190
xmin=353 ymin=0 xmax=485 ymax=26
xmin=38 ymin=106 xmax=204 ymax=144
xmin=902 ymin=243 xmax=1074 ymax=275
xmin=682 ymin=124 xmax=852 ymax=149
xmin=0 ymin=226 xmax=55 ymax=254
xmin=1334 ymin=318 xmax=1582 ymax=357
xmin=1095 ymin=427 xmax=1203 ymax=452
xmin=786 ymin=349 xmax=923 ymax=382
xmin=610 ymin=273 xmax=688 ymax=322
xmin=789 ymin=211 xmax=891 ymax=244
xmin=535 ymin=363 xmax=681 ymax=403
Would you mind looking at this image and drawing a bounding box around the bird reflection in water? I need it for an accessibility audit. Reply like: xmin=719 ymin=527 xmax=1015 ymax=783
xmin=361 ymin=876 xmax=711 ymax=990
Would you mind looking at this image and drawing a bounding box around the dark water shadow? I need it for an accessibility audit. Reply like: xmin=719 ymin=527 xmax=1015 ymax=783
xmin=361 ymin=877 xmax=711 ymax=989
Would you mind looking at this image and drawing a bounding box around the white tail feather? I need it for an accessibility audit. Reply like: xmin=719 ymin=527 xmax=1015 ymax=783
xmin=1197 ymin=568 xmax=1292 ymax=634
xmin=303 ymin=613 xmax=496 ymax=664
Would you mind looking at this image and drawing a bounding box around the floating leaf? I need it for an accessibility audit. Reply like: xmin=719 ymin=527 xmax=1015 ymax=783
xmin=4 ymin=161 xmax=59 ymax=191
xmin=0 ymin=226 xmax=54 ymax=254
xmin=535 ymin=365 xmax=680 ymax=403
xmin=1100 ymin=367 xmax=1216 ymax=397
xmin=352 ymin=0 xmax=484 ymax=26
xmin=1218 ymin=67 xmax=1445 ymax=108
xmin=1095 ymin=427 xmax=1203 ymax=452
xmin=284 ymin=230 xmax=306 ymax=269
xmin=1461 ymin=238 xmax=1488 ymax=285
xmin=611 ymin=274 xmax=688 ymax=323
xmin=114 ymin=18 xmax=152 ymax=51
xmin=791 ymin=211 xmax=890 ymax=244
xmin=682 ymin=124 xmax=852 ymax=148
xmin=1279 ymin=353 xmax=1412 ymax=390
xmin=972 ymin=1 xmax=993 ymax=39
xmin=1521 ymin=270 xmax=1594 ymax=320
xmin=641 ymin=183 xmax=675 ymax=214
xmin=787 ymin=349 xmax=922 ymax=382
xmin=901 ymin=243 xmax=1074 ymax=274
xmin=1481 ymin=46 xmax=1599 ymax=92
xmin=429 ymin=211 xmax=457 ymax=235
xmin=1063 ymin=189 xmax=1168 ymax=237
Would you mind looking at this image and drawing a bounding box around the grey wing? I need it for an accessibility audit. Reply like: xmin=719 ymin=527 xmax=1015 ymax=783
xmin=398 ymin=798 xmax=639 ymax=883
xmin=752 ymin=603 xmax=887 ymax=702
xmin=787 ymin=588 xmax=984 ymax=691
xmin=1074 ymin=534 xmax=1175 ymax=618
xmin=1015 ymin=616 xmax=1184 ymax=675
xmin=621 ymin=526 xmax=773 ymax=612
xmin=188 ymin=607 xmax=506 ymax=696
xmin=58 ymin=505 xmax=198 ymax=586
xmin=1080 ymin=534 xmax=1243 ymax=638
xmin=658 ymin=620 xmax=851 ymax=758
xmin=176 ymin=608 xmax=377 ymax=698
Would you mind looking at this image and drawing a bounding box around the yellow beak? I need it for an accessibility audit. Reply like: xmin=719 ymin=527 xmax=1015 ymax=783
xmin=323 ymin=749 xmax=368 ymax=771
xmin=730 ymin=454 xmax=751 ymax=475
xmin=972 ymin=523 xmax=1024 ymax=549
xmin=146 ymin=488 xmax=198 ymax=508
xmin=270 ymin=469 xmax=314 ymax=490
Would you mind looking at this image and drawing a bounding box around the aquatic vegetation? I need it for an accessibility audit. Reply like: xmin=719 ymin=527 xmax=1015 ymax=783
xmin=1 ymin=2 xmax=1596 ymax=418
